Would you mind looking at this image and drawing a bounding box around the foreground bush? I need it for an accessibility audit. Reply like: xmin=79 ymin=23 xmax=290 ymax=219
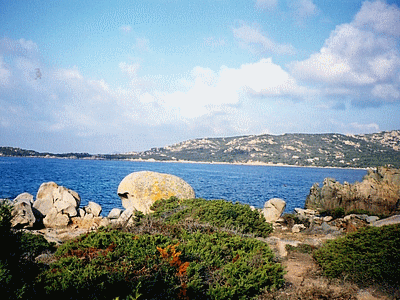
xmin=35 ymin=228 xmax=284 ymax=299
xmin=151 ymin=197 xmax=273 ymax=238
xmin=0 ymin=202 xmax=55 ymax=299
xmin=313 ymin=224 xmax=400 ymax=286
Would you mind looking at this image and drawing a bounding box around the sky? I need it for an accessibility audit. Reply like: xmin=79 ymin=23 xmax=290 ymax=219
xmin=0 ymin=0 xmax=400 ymax=154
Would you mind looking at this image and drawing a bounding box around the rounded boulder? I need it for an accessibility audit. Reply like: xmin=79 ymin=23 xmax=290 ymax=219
xmin=117 ymin=171 xmax=195 ymax=214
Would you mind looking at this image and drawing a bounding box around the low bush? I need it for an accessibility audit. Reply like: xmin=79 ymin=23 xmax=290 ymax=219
xmin=35 ymin=228 xmax=285 ymax=300
xmin=0 ymin=202 xmax=55 ymax=299
xmin=319 ymin=207 xmax=345 ymax=219
xmin=150 ymin=197 xmax=273 ymax=237
xmin=281 ymin=213 xmax=310 ymax=228
xmin=313 ymin=224 xmax=400 ymax=287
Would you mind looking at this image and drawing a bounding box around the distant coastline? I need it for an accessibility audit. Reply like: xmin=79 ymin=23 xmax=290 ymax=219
xmin=1 ymin=130 xmax=399 ymax=169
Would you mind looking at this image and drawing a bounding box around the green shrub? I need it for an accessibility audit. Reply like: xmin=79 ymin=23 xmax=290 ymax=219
xmin=0 ymin=202 xmax=55 ymax=299
xmin=320 ymin=207 xmax=345 ymax=219
xmin=281 ymin=213 xmax=310 ymax=228
xmin=35 ymin=228 xmax=284 ymax=299
xmin=151 ymin=197 xmax=273 ymax=237
xmin=313 ymin=224 xmax=400 ymax=286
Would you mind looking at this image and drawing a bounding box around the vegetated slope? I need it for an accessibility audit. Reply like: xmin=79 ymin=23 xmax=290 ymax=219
xmin=124 ymin=130 xmax=400 ymax=168
xmin=2 ymin=130 xmax=400 ymax=168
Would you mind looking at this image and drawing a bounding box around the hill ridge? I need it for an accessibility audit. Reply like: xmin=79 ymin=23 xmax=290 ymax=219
xmin=1 ymin=130 xmax=399 ymax=168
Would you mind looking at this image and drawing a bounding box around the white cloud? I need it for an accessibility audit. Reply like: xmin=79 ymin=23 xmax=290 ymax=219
xmin=349 ymin=122 xmax=380 ymax=132
xmin=119 ymin=62 xmax=140 ymax=77
xmin=289 ymin=0 xmax=318 ymax=23
xmin=233 ymin=22 xmax=296 ymax=55
xmin=157 ymin=58 xmax=310 ymax=119
xmin=255 ymin=0 xmax=278 ymax=10
xmin=133 ymin=37 xmax=150 ymax=52
xmin=371 ymin=84 xmax=400 ymax=101
xmin=120 ymin=25 xmax=132 ymax=33
xmin=0 ymin=56 xmax=11 ymax=86
xmin=354 ymin=1 xmax=400 ymax=37
xmin=290 ymin=0 xmax=400 ymax=104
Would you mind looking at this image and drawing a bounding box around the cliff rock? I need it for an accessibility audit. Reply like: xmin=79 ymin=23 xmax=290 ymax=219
xmin=117 ymin=171 xmax=195 ymax=214
xmin=305 ymin=167 xmax=400 ymax=216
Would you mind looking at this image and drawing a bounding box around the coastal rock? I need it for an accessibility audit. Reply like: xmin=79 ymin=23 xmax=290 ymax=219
xmin=33 ymin=182 xmax=81 ymax=228
xmin=262 ymin=198 xmax=286 ymax=223
xmin=84 ymin=201 xmax=102 ymax=217
xmin=117 ymin=171 xmax=195 ymax=214
xmin=11 ymin=200 xmax=36 ymax=228
xmin=43 ymin=207 xmax=70 ymax=228
xmin=114 ymin=207 xmax=135 ymax=227
xmin=371 ymin=215 xmax=400 ymax=227
xmin=34 ymin=182 xmax=81 ymax=217
xmin=292 ymin=223 xmax=306 ymax=233
xmin=108 ymin=208 xmax=122 ymax=219
xmin=305 ymin=167 xmax=400 ymax=216
xmin=14 ymin=192 xmax=34 ymax=204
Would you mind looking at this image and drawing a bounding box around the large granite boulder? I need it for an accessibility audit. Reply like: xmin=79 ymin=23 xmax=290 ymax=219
xmin=33 ymin=182 xmax=81 ymax=228
xmin=305 ymin=167 xmax=400 ymax=216
xmin=11 ymin=193 xmax=36 ymax=228
xmin=117 ymin=171 xmax=195 ymax=214
xmin=262 ymin=198 xmax=286 ymax=223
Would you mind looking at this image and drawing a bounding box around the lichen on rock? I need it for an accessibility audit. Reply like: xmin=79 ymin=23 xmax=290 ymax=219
xmin=117 ymin=171 xmax=195 ymax=214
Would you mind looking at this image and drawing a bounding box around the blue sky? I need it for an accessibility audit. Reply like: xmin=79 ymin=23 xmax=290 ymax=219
xmin=1 ymin=0 xmax=399 ymax=153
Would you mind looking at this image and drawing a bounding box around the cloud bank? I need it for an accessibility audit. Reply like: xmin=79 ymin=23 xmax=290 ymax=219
xmin=1 ymin=1 xmax=399 ymax=153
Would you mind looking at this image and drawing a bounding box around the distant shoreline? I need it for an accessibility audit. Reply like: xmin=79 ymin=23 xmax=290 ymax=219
xmin=0 ymin=154 xmax=369 ymax=170
xmin=122 ymin=158 xmax=369 ymax=170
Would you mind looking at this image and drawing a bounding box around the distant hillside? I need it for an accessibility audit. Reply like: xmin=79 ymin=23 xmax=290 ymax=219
xmin=0 ymin=147 xmax=93 ymax=159
xmin=112 ymin=130 xmax=400 ymax=168
xmin=1 ymin=130 xmax=400 ymax=168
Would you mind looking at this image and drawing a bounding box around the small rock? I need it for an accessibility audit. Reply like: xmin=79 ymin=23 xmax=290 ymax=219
xmin=292 ymin=224 xmax=306 ymax=233
xmin=108 ymin=208 xmax=122 ymax=219
xmin=262 ymin=198 xmax=286 ymax=223
xmin=62 ymin=205 xmax=78 ymax=217
xmin=366 ymin=216 xmax=379 ymax=223
xmin=43 ymin=208 xmax=70 ymax=228
xmin=78 ymin=208 xmax=85 ymax=217
xmin=84 ymin=201 xmax=102 ymax=217
xmin=99 ymin=218 xmax=111 ymax=227
xmin=115 ymin=207 xmax=135 ymax=227
xmin=323 ymin=216 xmax=333 ymax=222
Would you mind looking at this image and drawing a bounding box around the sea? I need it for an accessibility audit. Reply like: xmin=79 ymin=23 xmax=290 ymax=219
xmin=0 ymin=157 xmax=367 ymax=216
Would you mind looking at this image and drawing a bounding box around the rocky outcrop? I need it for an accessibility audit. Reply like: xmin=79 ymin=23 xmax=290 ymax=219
xmin=262 ymin=198 xmax=286 ymax=222
xmin=33 ymin=182 xmax=81 ymax=228
xmin=11 ymin=193 xmax=36 ymax=228
xmin=117 ymin=171 xmax=195 ymax=214
xmin=305 ymin=167 xmax=400 ymax=216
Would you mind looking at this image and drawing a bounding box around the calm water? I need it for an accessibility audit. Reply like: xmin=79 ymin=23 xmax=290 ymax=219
xmin=0 ymin=157 xmax=367 ymax=216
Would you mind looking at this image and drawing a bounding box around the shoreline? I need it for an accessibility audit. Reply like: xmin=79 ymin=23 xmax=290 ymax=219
xmin=0 ymin=155 xmax=368 ymax=170
xmin=122 ymin=158 xmax=369 ymax=170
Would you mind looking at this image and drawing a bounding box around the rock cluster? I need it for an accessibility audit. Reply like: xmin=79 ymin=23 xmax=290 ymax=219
xmin=305 ymin=166 xmax=400 ymax=216
xmin=8 ymin=171 xmax=196 ymax=230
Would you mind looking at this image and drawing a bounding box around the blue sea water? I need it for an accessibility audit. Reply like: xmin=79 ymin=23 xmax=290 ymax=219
xmin=0 ymin=157 xmax=367 ymax=216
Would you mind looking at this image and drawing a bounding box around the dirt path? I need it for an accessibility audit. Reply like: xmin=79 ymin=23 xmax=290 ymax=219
xmin=261 ymin=230 xmax=393 ymax=300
